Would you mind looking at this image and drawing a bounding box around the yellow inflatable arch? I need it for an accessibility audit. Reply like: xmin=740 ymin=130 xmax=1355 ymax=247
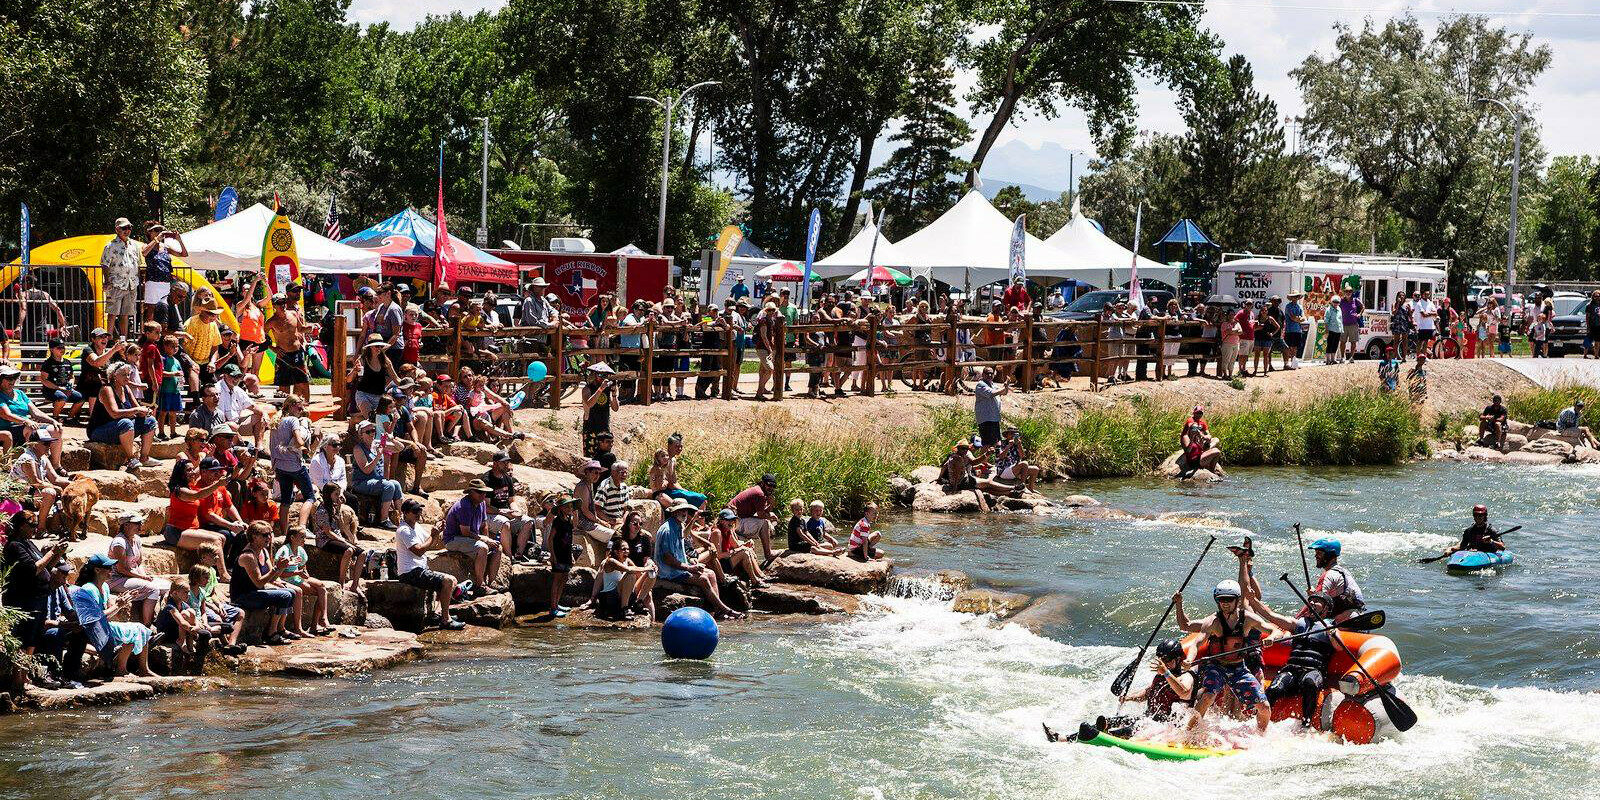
xmin=7 ymin=234 xmax=242 ymax=334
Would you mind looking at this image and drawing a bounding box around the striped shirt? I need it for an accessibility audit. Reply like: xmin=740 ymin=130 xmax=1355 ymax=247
xmin=850 ymin=519 xmax=872 ymax=549
xmin=597 ymin=477 xmax=629 ymax=521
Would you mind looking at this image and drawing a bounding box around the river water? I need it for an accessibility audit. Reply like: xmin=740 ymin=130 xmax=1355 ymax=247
xmin=3 ymin=462 xmax=1598 ymax=800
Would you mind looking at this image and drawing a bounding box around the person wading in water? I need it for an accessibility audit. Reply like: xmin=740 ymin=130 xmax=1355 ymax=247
xmin=1175 ymin=580 xmax=1280 ymax=734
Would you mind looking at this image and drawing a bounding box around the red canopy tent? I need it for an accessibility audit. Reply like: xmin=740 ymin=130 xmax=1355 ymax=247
xmin=340 ymin=208 xmax=519 ymax=288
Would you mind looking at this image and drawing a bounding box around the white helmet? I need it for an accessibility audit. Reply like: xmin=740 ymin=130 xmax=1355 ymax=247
xmin=1212 ymin=580 xmax=1242 ymax=601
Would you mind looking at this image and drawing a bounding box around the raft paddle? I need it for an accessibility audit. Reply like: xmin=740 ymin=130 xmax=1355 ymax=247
xmin=1190 ymin=609 xmax=1386 ymax=664
xmin=1111 ymin=536 xmax=1216 ymax=697
xmin=1417 ymin=525 xmax=1522 ymax=564
xmin=1294 ymin=523 xmax=1312 ymax=593
xmin=1279 ymin=574 xmax=1418 ymax=732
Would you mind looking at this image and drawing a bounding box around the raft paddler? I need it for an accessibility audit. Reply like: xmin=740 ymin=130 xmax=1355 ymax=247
xmin=1308 ymin=538 xmax=1365 ymax=622
xmin=1175 ymin=580 xmax=1281 ymax=733
xmin=1044 ymin=639 xmax=1195 ymax=744
xmin=1438 ymin=504 xmax=1504 ymax=558
xmin=1249 ymin=590 xmax=1337 ymax=728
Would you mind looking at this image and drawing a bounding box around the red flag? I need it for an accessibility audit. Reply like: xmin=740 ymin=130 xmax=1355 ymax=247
xmin=434 ymin=142 xmax=455 ymax=291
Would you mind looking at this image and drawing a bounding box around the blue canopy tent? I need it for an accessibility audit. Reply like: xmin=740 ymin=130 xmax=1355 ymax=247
xmin=1156 ymin=219 xmax=1219 ymax=294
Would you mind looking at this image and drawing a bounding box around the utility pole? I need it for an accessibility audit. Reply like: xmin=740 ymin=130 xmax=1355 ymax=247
xmin=1477 ymin=97 xmax=1522 ymax=300
xmin=631 ymin=81 xmax=722 ymax=256
xmin=474 ymin=117 xmax=489 ymax=248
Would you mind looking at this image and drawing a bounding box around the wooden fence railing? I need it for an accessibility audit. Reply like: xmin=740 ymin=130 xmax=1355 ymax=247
xmin=336 ymin=316 xmax=1222 ymax=408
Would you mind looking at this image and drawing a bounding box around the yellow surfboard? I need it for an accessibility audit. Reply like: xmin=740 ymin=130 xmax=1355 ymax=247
xmin=262 ymin=209 xmax=302 ymax=303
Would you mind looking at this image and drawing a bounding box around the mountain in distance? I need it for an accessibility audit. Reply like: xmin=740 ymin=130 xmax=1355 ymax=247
xmin=977 ymin=180 xmax=1065 ymax=203
xmin=975 ymin=140 xmax=1088 ymax=198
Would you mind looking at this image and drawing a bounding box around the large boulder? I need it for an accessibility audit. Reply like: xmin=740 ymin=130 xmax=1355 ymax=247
xmin=1502 ymin=450 xmax=1565 ymax=466
xmin=74 ymin=469 xmax=144 ymax=502
xmin=751 ymin=582 xmax=860 ymax=615
xmin=1523 ymin=437 xmax=1575 ymax=459
xmin=911 ymin=483 xmax=984 ymax=513
xmin=88 ymin=497 xmax=167 ymax=538
xmin=442 ymin=440 xmax=502 ymax=466
xmin=1503 ymin=433 xmax=1529 ymax=452
xmin=509 ymin=465 xmax=578 ymax=497
xmin=1573 ymin=446 xmax=1600 ymax=464
xmin=771 ymin=553 xmax=890 ymax=595
xmin=430 ymin=547 xmax=513 ymax=589
xmin=508 ymin=563 xmax=595 ymax=613
xmin=888 ymin=476 xmax=915 ymax=506
xmin=425 ymin=455 xmax=493 ymax=492
xmin=506 ymin=433 xmax=586 ymax=473
xmin=235 ymin=628 xmax=426 ymax=676
xmin=322 ymin=586 xmax=368 ymax=626
xmin=951 ymin=588 xmax=1030 ymax=618
xmin=85 ymin=439 xmax=184 ymax=469
xmin=364 ymin=580 xmax=428 ymax=631
xmin=998 ymin=495 xmax=1053 ymax=512
xmin=1462 ymin=446 xmax=1509 ymax=462
xmin=1060 ymin=495 xmax=1100 ymax=508
xmin=453 ymin=591 xmax=516 ymax=628
xmin=908 ymin=465 xmax=943 ymax=485
xmin=1008 ymin=594 xmax=1072 ymax=634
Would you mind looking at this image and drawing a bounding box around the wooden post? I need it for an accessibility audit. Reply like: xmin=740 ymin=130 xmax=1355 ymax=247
xmin=722 ymin=322 xmax=737 ymax=400
xmin=864 ymin=315 xmax=878 ymax=397
xmin=774 ymin=317 xmax=786 ymax=402
xmin=549 ymin=323 xmax=564 ymax=410
xmin=450 ymin=322 xmax=463 ymax=379
xmin=1154 ymin=320 xmax=1167 ymax=381
xmin=945 ymin=318 xmax=958 ymax=395
xmin=330 ymin=313 xmax=347 ymax=401
xmin=640 ymin=319 xmax=654 ymax=406
xmin=1020 ymin=315 xmax=1034 ymax=392
xmin=1090 ymin=320 xmax=1102 ymax=391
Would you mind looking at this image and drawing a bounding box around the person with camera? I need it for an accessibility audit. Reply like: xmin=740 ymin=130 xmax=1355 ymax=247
xmin=140 ymin=221 xmax=187 ymax=327
xmin=581 ymin=362 xmax=619 ymax=458
xmin=1 ymin=509 xmax=84 ymax=688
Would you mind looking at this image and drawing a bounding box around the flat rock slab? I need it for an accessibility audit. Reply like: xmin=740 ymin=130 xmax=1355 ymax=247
xmin=751 ymin=582 xmax=860 ymax=615
xmin=771 ymin=552 xmax=890 ymax=595
xmin=1008 ymin=594 xmax=1072 ymax=633
xmin=951 ymin=588 xmax=1030 ymax=618
xmin=418 ymin=626 xmax=509 ymax=647
xmin=235 ymin=628 xmax=425 ymax=677
xmin=23 ymin=675 xmax=223 ymax=712
xmin=516 ymin=608 xmax=654 ymax=630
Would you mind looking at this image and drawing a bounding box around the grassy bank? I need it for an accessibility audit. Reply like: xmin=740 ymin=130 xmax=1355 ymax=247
xmin=662 ymin=389 xmax=1425 ymax=515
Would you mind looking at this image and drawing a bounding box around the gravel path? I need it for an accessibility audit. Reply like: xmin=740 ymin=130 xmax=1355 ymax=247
xmin=1491 ymin=357 xmax=1600 ymax=389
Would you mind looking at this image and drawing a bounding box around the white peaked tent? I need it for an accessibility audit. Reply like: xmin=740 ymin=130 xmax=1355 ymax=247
xmin=179 ymin=203 xmax=382 ymax=274
xmin=893 ymin=190 xmax=1095 ymax=287
xmin=811 ymin=220 xmax=913 ymax=279
xmin=1044 ymin=197 xmax=1180 ymax=289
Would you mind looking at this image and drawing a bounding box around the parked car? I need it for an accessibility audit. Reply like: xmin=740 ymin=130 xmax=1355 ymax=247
xmin=1548 ymin=298 xmax=1591 ymax=356
xmin=1048 ymin=289 xmax=1178 ymax=321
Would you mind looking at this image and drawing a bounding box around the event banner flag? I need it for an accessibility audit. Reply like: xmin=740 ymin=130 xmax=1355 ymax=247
xmin=147 ymin=164 xmax=163 ymax=223
xmin=710 ymin=224 xmax=744 ymax=293
xmin=435 ymin=141 xmax=457 ymax=291
xmin=1009 ymin=214 xmax=1026 ymax=285
xmin=215 ymin=187 xmax=239 ymax=221
xmin=1128 ymin=203 xmax=1145 ymax=311
xmin=864 ymin=206 xmax=886 ymax=292
xmin=19 ymin=202 xmax=29 ymax=268
xmin=262 ymin=205 xmax=302 ymax=304
xmin=801 ymin=208 xmax=821 ymax=309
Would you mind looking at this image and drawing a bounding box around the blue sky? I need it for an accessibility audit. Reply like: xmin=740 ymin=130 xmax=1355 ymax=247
xmin=352 ymin=0 xmax=1598 ymax=193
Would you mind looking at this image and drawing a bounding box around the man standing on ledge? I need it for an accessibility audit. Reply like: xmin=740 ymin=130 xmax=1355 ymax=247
xmin=974 ymin=366 xmax=1009 ymax=449
xmin=729 ymin=473 xmax=780 ymax=563
xmin=264 ymin=281 xmax=317 ymax=402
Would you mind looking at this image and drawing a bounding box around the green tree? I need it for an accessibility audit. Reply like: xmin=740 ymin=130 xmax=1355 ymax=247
xmin=1076 ymin=135 xmax=1186 ymax=254
xmin=1525 ymin=156 xmax=1599 ymax=281
xmin=865 ymin=63 xmax=972 ymax=241
xmin=963 ymin=0 xmax=1220 ymax=174
xmin=1293 ymin=15 xmax=1552 ymax=285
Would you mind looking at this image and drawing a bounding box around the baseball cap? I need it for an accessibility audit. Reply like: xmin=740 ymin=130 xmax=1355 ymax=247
xmin=717 ymin=508 xmax=737 ymax=521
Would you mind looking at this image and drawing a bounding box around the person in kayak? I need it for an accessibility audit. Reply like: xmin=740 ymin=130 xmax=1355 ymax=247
xmin=1438 ymin=504 xmax=1504 ymax=558
xmin=1249 ymin=590 xmax=1337 ymax=728
xmin=1479 ymin=394 xmax=1509 ymax=452
xmin=1308 ymin=538 xmax=1365 ymax=622
xmin=1175 ymin=580 xmax=1280 ymax=733
xmin=1042 ymin=639 xmax=1196 ymax=743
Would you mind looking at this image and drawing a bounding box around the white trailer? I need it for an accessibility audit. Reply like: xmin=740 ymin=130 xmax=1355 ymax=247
xmin=1217 ymin=251 xmax=1450 ymax=360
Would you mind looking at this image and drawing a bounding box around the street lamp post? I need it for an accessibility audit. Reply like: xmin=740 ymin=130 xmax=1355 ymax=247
xmin=474 ymin=117 xmax=489 ymax=248
xmin=1477 ymin=97 xmax=1523 ymax=299
xmin=632 ymin=81 xmax=721 ymax=256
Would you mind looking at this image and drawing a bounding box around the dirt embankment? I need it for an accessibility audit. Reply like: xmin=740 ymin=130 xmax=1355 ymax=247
xmin=514 ymin=360 xmax=1535 ymax=461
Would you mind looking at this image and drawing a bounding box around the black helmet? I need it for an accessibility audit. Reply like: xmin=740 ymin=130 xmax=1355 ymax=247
xmin=1155 ymin=638 xmax=1184 ymax=662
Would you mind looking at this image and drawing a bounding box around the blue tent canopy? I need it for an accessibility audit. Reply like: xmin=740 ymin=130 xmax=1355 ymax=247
xmin=1157 ymin=219 xmax=1216 ymax=248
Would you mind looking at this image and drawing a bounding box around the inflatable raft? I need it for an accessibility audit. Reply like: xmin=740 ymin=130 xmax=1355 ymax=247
xmin=1446 ymin=550 xmax=1514 ymax=573
xmin=1075 ymin=723 xmax=1238 ymax=761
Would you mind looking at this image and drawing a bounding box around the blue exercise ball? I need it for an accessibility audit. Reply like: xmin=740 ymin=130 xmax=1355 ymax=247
xmin=526 ymin=360 xmax=549 ymax=382
xmin=661 ymin=607 xmax=719 ymax=659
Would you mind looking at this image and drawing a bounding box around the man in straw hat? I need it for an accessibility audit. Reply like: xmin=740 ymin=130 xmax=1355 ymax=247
xmin=654 ymin=500 xmax=742 ymax=619
xmin=441 ymin=478 xmax=503 ymax=597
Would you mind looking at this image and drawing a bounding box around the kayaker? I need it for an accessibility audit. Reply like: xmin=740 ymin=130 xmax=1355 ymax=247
xmin=1308 ymin=538 xmax=1365 ymax=622
xmin=1440 ymin=504 xmax=1503 ymax=557
xmin=1479 ymin=394 xmax=1509 ymax=452
xmin=1249 ymin=591 xmax=1337 ymax=728
xmin=1045 ymin=639 xmax=1196 ymax=743
xmin=1175 ymin=580 xmax=1280 ymax=733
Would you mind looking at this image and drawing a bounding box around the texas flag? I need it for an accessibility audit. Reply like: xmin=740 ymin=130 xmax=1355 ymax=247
xmin=568 ymin=270 xmax=597 ymax=306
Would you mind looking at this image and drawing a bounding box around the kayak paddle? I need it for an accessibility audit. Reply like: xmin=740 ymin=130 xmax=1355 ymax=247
xmin=1294 ymin=522 xmax=1312 ymax=593
xmin=1417 ymin=525 xmax=1522 ymax=564
xmin=1279 ymin=574 xmax=1418 ymax=732
xmin=1190 ymin=609 xmax=1386 ymax=664
xmin=1110 ymin=536 xmax=1217 ymax=697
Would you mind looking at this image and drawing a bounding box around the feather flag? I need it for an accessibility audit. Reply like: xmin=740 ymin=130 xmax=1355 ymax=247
xmin=1008 ymin=214 xmax=1026 ymax=286
xmin=1128 ymin=203 xmax=1145 ymax=312
xmin=435 ymin=142 xmax=456 ymax=291
xmin=800 ymin=208 xmax=821 ymax=310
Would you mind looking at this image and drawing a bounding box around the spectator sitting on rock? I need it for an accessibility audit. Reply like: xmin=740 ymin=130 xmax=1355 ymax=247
xmin=728 ymin=473 xmax=780 ymax=563
xmin=712 ymin=508 xmax=769 ymax=587
xmin=849 ymin=502 xmax=886 ymax=562
xmin=1556 ymin=399 xmax=1598 ymax=448
xmin=231 ymin=522 xmax=297 ymax=645
xmin=590 ymin=430 xmax=618 ymax=472
xmin=617 ymin=509 xmax=658 ymax=619
xmin=0 ymin=364 xmax=64 ymax=468
xmin=108 ymin=512 xmax=171 ymax=626
xmin=196 ymin=456 xmax=248 ymax=544
xmin=311 ymin=482 xmax=367 ymax=598
xmin=154 ymin=576 xmax=207 ymax=671
xmin=592 ymin=537 xmax=655 ymax=621
xmin=277 ymin=526 xmax=335 ymax=637
xmin=573 ymin=460 xmax=614 ymax=566
xmin=310 ymin=434 xmax=348 ymax=494
xmin=395 ymin=498 xmax=465 ymax=630
xmin=162 ymin=453 xmax=234 ymax=582
xmin=90 ymin=362 xmax=158 ymax=473
xmin=188 ymin=384 xmax=224 ymax=432
xmin=994 ymin=427 xmax=1042 ymax=493
xmin=11 ymin=429 xmax=71 ymax=531
xmin=430 ymin=374 xmax=466 ymax=443
xmin=792 ymin=499 xmax=846 ymax=557
xmin=35 ymin=561 xmax=87 ymax=688
xmin=443 ymin=479 xmax=502 ymax=598
xmin=482 ymin=449 xmax=535 ymax=562
xmin=654 ymin=500 xmax=741 ymax=620
xmin=350 ymin=419 xmax=402 ymax=530
xmin=935 ymin=440 xmax=990 ymax=512
xmin=188 ymin=563 xmax=247 ymax=656
xmin=594 ymin=459 xmax=631 ymax=532
xmin=71 ymin=553 xmax=156 ymax=677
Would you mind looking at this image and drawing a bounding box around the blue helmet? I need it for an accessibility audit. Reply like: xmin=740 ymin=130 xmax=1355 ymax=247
xmin=1308 ymin=538 xmax=1341 ymax=557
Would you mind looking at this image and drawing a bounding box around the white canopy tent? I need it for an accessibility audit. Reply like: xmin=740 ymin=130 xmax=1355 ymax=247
xmin=179 ymin=203 xmax=382 ymax=274
xmin=893 ymin=190 xmax=1097 ymax=287
xmin=811 ymin=220 xmax=913 ymax=279
xmin=1044 ymin=198 xmax=1180 ymax=289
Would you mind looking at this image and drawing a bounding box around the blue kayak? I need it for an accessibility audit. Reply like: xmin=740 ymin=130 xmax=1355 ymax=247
xmin=1446 ymin=550 xmax=1515 ymax=572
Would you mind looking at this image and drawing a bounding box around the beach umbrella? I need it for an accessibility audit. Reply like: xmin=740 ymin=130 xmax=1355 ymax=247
xmin=756 ymin=260 xmax=819 ymax=282
xmin=846 ymin=265 xmax=912 ymax=286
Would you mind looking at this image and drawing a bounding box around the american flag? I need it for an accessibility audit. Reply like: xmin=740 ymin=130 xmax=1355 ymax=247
xmin=324 ymin=194 xmax=341 ymax=240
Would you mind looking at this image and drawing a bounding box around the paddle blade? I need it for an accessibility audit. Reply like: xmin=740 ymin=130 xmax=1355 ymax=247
xmin=1377 ymin=685 xmax=1418 ymax=732
xmin=1110 ymin=659 xmax=1138 ymax=697
xmin=1338 ymin=609 xmax=1385 ymax=631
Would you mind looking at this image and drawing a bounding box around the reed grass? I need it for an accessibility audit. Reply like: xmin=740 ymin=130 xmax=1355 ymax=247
xmin=1504 ymin=383 xmax=1599 ymax=430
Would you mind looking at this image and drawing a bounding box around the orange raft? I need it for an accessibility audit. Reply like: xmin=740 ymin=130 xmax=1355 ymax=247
xmin=1184 ymin=629 xmax=1403 ymax=744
